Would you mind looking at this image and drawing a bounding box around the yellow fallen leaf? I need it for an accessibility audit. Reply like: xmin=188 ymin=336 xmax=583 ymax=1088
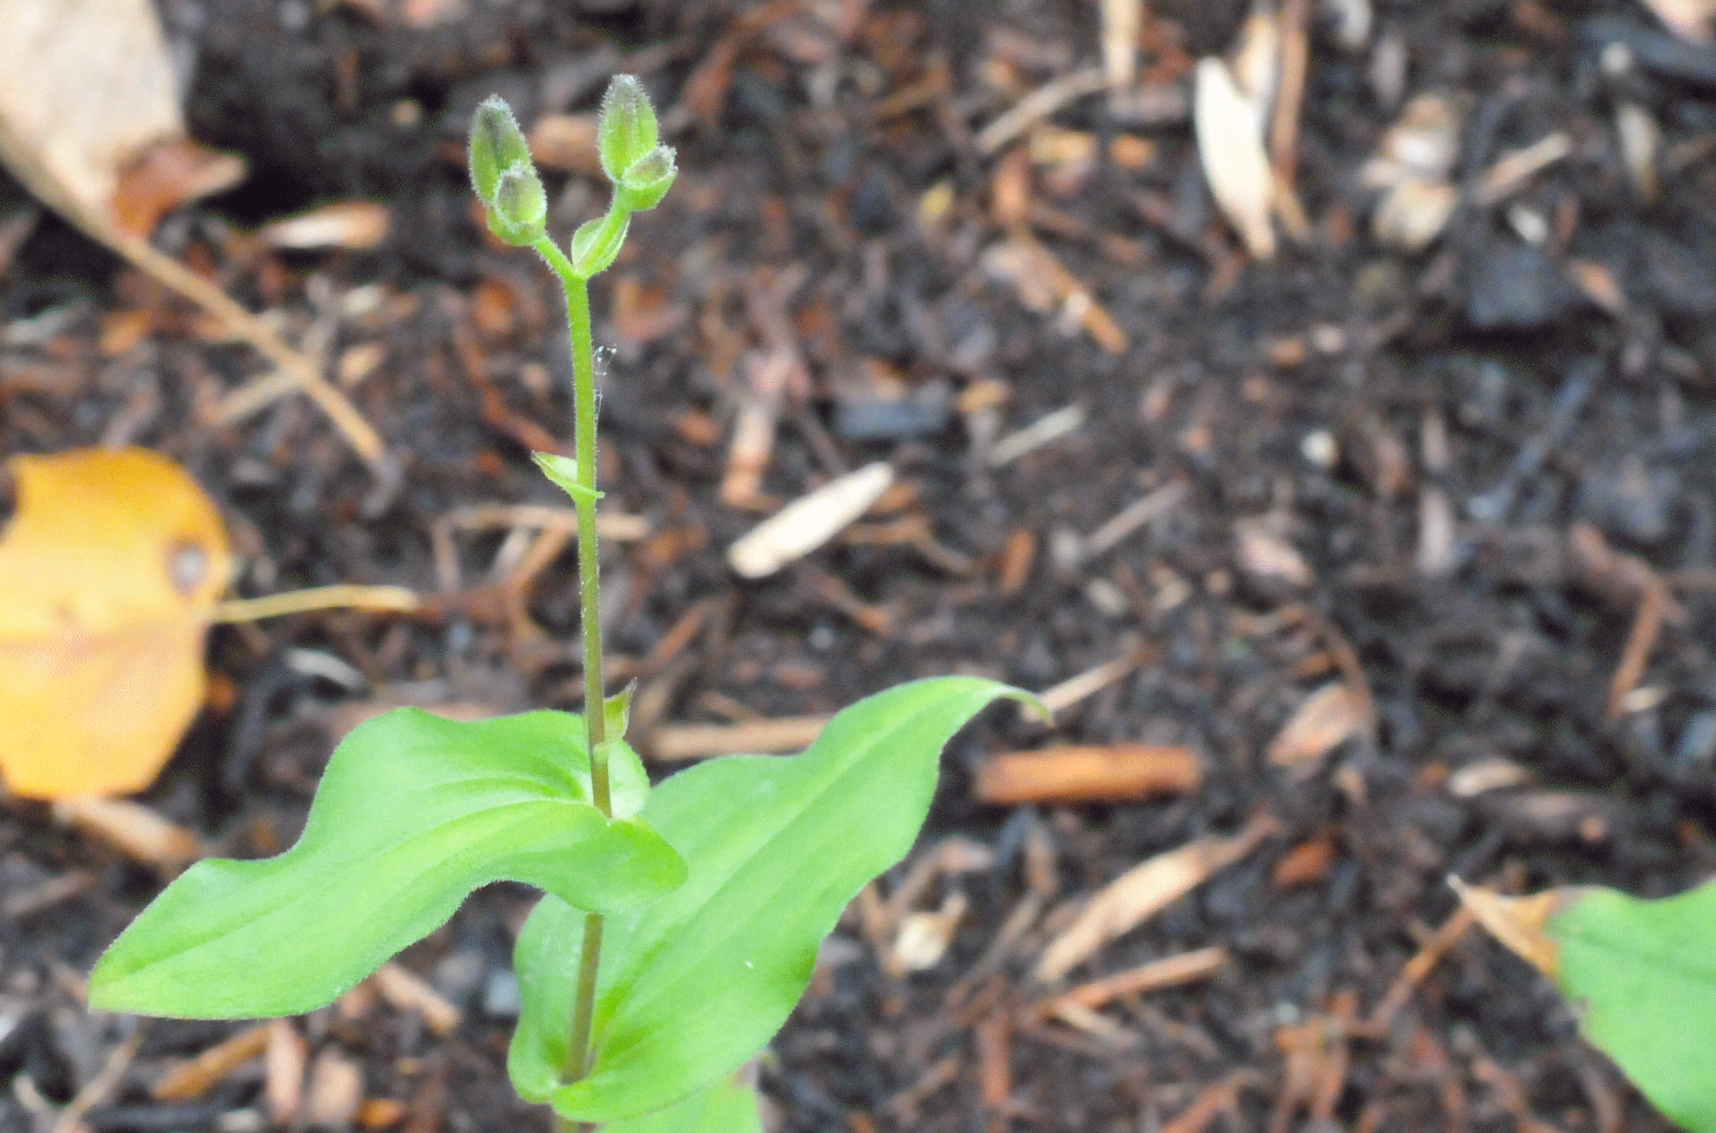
xmin=0 ymin=448 xmax=231 ymax=799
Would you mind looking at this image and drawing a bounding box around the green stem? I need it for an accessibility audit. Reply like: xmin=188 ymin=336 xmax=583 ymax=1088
xmin=535 ymin=235 xmax=610 ymax=1090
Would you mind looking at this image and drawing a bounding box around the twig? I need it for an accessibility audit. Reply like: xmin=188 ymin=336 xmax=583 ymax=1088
xmin=51 ymin=1028 xmax=144 ymax=1133
xmin=1606 ymin=578 xmax=1668 ymax=720
xmin=212 ymin=584 xmax=419 ymax=623
xmin=976 ymin=68 xmax=1106 ymax=155
xmin=1367 ymin=904 xmax=1476 ymax=1031
xmin=112 ymin=232 xmax=386 ymax=467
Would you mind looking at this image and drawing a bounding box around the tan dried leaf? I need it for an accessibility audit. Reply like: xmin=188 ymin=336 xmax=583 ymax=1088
xmin=1637 ymin=0 xmax=1716 ymax=42
xmin=1448 ymin=877 xmax=1570 ymax=977
xmin=1267 ymin=683 xmax=1364 ymax=768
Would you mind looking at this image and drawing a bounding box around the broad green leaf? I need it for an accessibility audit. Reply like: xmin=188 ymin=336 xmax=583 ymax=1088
xmin=509 ymin=677 xmax=1025 ymax=1122
xmin=1455 ymin=876 xmax=1716 ymax=1133
xmin=1554 ymin=881 xmax=1716 ymax=1133
xmin=602 ymin=1076 xmax=763 ymax=1133
xmin=90 ymin=709 xmax=684 ymax=1019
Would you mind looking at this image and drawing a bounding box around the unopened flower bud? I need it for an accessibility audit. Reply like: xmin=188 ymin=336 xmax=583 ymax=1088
xmin=616 ymin=144 xmax=676 ymax=213
xmin=487 ymin=166 xmax=547 ymax=246
xmin=597 ymin=75 xmax=659 ymax=184
xmin=468 ymin=96 xmax=533 ymax=206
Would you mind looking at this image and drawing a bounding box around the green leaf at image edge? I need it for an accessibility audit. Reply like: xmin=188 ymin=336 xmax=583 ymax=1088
xmin=1551 ymin=878 xmax=1716 ymax=1133
xmin=508 ymin=676 xmax=1028 ymax=1123
xmin=602 ymin=1076 xmax=763 ymax=1133
xmin=89 ymin=709 xmax=685 ymax=1019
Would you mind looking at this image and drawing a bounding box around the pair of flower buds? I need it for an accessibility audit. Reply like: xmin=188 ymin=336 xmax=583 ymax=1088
xmin=469 ymin=75 xmax=676 ymax=278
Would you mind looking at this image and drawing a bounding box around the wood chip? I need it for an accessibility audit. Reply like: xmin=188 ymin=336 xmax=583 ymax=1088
xmin=153 ymin=1024 xmax=271 ymax=1102
xmin=987 ymin=404 xmax=1086 ymax=469
xmin=1637 ymin=0 xmax=1716 ymax=41
xmin=357 ymin=1098 xmax=409 ymax=1129
xmin=371 ymin=961 xmax=462 ymax=1036
xmin=1271 ymin=837 xmax=1335 ymax=888
xmin=1234 ymin=519 xmax=1312 ymax=588
xmin=1100 ymin=0 xmax=1142 ymax=96
xmin=304 ymin=1049 xmax=364 ymax=1130
xmin=886 ymin=891 xmax=968 ymax=976
xmin=1035 ymin=812 xmax=1279 ymax=981
xmin=50 ymin=797 xmax=201 ymax=873
xmin=975 ymin=67 xmax=1106 ymax=155
xmin=1267 ymin=683 xmax=1364 ymax=770
xmin=526 ymin=114 xmax=601 ymax=177
xmin=727 ymin=462 xmax=895 ymax=579
xmin=1193 ymin=57 xmax=1275 ymax=260
xmin=1038 ymin=946 xmax=1228 ymax=1012
xmin=974 ymin=744 xmax=1201 ymax=805
xmin=259 ymin=201 xmax=392 ymax=251
xmin=648 ymin=715 xmax=830 ymax=761
xmin=264 ymin=1019 xmax=307 ymax=1127
xmin=1474 ymin=132 xmax=1572 ymax=205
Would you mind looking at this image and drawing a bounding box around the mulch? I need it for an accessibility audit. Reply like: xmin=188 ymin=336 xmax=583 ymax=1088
xmin=4 ymin=0 xmax=1716 ymax=1130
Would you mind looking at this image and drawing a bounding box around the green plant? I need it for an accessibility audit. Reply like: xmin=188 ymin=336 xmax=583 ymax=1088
xmin=89 ymin=76 xmax=1029 ymax=1131
xmin=1454 ymin=875 xmax=1716 ymax=1133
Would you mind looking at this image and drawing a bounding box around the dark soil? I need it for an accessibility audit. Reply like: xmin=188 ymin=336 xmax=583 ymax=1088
xmin=5 ymin=0 xmax=1716 ymax=1131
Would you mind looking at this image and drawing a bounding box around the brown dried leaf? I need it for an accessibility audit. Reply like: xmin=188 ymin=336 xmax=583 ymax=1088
xmin=111 ymin=138 xmax=246 ymax=238
xmin=1267 ymin=683 xmax=1364 ymax=768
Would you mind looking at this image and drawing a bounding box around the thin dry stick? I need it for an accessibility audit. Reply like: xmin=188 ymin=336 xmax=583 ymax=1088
xmin=212 ymin=584 xmax=420 ymax=623
xmin=1367 ymin=904 xmax=1476 ymax=1032
xmin=109 ymin=232 xmax=386 ymax=466
xmin=51 ymin=1029 xmax=145 ymax=1133
xmin=1606 ymin=578 xmax=1668 ymax=720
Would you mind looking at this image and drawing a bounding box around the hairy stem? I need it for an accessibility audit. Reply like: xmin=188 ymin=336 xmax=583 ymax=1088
xmin=536 ymin=236 xmax=609 ymax=1088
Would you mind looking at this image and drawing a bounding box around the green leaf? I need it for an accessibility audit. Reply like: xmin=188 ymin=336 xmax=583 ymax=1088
xmin=508 ymin=677 xmax=1024 ymax=1122
xmin=605 ymin=684 xmax=635 ymax=743
xmin=597 ymin=75 xmax=660 ymax=184
xmin=1550 ymin=880 xmax=1716 ymax=1133
xmin=532 ymin=452 xmax=602 ymax=506
xmin=603 ymin=1076 xmax=764 ymax=1133
xmin=569 ymin=210 xmax=630 ymax=279
xmin=89 ymin=709 xmax=685 ymax=1019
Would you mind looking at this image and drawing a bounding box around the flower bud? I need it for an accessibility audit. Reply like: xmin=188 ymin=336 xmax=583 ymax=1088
xmin=597 ymin=75 xmax=659 ymax=184
xmin=486 ymin=166 xmax=547 ymax=246
xmin=469 ymin=96 xmax=533 ymax=206
xmin=615 ymin=144 xmax=676 ymax=213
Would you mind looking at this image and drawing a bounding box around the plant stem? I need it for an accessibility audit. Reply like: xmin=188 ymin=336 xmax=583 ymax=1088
xmin=536 ymin=235 xmax=610 ymax=1088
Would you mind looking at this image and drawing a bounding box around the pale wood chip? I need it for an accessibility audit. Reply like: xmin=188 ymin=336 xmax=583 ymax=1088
xmin=1193 ymin=58 xmax=1275 ymax=260
xmin=646 ymin=715 xmax=829 ymax=761
xmin=371 ymin=962 xmax=462 ymax=1036
xmin=726 ymin=462 xmax=895 ymax=579
xmin=1035 ymin=812 xmax=1278 ymax=981
xmin=264 ymin=1019 xmax=307 ymax=1127
xmin=304 ymin=1049 xmax=364 ymax=1130
xmin=50 ymin=798 xmax=201 ymax=873
xmin=1267 ymin=683 xmax=1364 ymax=769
